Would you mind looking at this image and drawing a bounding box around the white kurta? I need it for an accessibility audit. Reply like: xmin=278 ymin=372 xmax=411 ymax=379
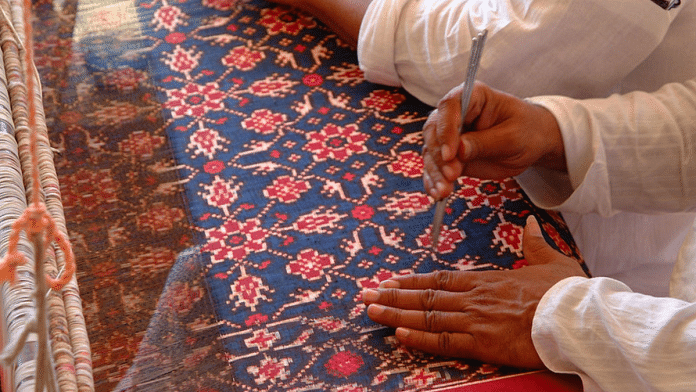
xmin=523 ymin=79 xmax=696 ymax=391
xmin=357 ymin=0 xmax=696 ymax=297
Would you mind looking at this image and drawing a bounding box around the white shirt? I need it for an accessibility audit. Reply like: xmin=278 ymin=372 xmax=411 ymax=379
xmin=523 ymin=79 xmax=696 ymax=391
xmin=357 ymin=0 xmax=696 ymax=297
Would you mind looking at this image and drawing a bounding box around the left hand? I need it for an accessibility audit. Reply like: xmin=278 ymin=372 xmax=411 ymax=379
xmin=361 ymin=215 xmax=586 ymax=369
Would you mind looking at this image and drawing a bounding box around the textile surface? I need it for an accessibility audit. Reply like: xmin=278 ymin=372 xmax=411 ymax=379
xmin=123 ymin=0 xmax=585 ymax=391
xmin=32 ymin=0 xmax=584 ymax=390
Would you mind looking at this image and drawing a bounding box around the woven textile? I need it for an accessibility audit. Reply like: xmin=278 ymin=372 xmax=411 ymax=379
xmin=114 ymin=0 xmax=587 ymax=391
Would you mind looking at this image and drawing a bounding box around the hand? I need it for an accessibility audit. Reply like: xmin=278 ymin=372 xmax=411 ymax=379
xmin=361 ymin=215 xmax=586 ymax=369
xmin=422 ymin=82 xmax=567 ymax=200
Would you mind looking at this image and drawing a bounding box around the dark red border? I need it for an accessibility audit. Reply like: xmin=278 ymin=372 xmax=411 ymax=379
xmin=430 ymin=371 xmax=583 ymax=392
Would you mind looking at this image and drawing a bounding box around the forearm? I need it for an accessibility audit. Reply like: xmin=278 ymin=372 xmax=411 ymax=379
xmin=533 ymin=276 xmax=696 ymax=392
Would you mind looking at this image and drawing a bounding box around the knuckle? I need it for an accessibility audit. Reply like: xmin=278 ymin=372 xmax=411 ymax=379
xmin=438 ymin=331 xmax=454 ymax=353
xmin=423 ymin=310 xmax=440 ymax=332
xmin=381 ymin=288 xmax=399 ymax=307
xmin=433 ymin=270 xmax=452 ymax=290
xmin=419 ymin=289 xmax=437 ymax=310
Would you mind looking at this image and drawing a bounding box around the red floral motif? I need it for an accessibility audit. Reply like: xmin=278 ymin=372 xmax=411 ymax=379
xmin=286 ymin=249 xmax=335 ymax=281
xmin=153 ymin=5 xmax=186 ymax=32
xmin=257 ymin=7 xmax=317 ymax=35
xmin=202 ymin=0 xmax=242 ymax=11
xmin=232 ymin=273 xmax=269 ymax=311
xmin=304 ymin=123 xmax=368 ymax=162
xmin=247 ymin=356 xmax=292 ymax=385
xmin=189 ymin=126 xmax=229 ymax=159
xmin=416 ymin=227 xmax=465 ymax=254
xmin=222 ymin=46 xmax=266 ymax=71
xmin=60 ymin=168 xmax=119 ymax=215
xmin=164 ymin=45 xmax=202 ymax=74
xmin=263 ymin=175 xmax=311 ymax=203
xmin=241 ymin=109 xmax=286 ymax=134
xmin=202 ymin=217 xmax=269 ymax=263
xmin=201 ymin=175 xmax=241 ymax=214
xmin=118 ymin=130 xmax=165 ymax=157
xmin=165 ymin=82 xmax=225 ymax=118
xmin=458 ymin=177 xmax=522 ymax=209
xmin=542 ymin=222 xmax=573 ymax=256
xmin=325 ymin=351 xmax=364 ymax=378
xmin=244 ymin=329 xmax=280 ymax=351
xmin=292 ymin=207 xmax=346 ymax=234
xmin=136 ymin=202 xmax=185 ymax=231
xmin=356 ymin=269 xmax=399 ymax=290
xmin=205 ymin=160 xmax=225 ymax=174
xmin=104 ymin=68 xmax=147 ymax=91
xmin=492 ymin=221 xmax=524 ymax=257
xmin=165 ymin=32 xmax=186 ymax=44
xmin=302 ymin=73 xmax=323 ymax=86
xmin=360 ymin=90 xmax=406 ymax=112
xmin=162 ymin=281 xmax=203 ymax=314
xmin=351 ymin=205 xmax=374 ymax=220
xmin=388 ymin=150 xmax=423 ymax=178
xmin=380 ymin=191 xmax=431 ymax=218
xmin=249 ymin=75 xmax=298 ymax=97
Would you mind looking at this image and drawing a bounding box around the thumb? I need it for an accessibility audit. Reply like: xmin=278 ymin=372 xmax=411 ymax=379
xmin=522 ymin=215 xmax=556 ymax=266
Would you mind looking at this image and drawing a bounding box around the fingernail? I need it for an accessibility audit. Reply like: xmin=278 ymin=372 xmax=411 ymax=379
xmin=441 ymin=144 xmax=451 ymax=160
xmin=362 ymin=289 xmax=379 ymax=302
xmin=430 ymin=187 xmax=439 ymax=199
xmin=379 ymin=280 xmax=400 ymax=289
xmin=526 ymin=215 xmax=542 ymax=237
xmin=442 ymin=164 xmax=453 ymax=180
xmin=395 ymin=327 xmax=410 ymax=340
xmin=435 ymin=181 xmax=446 ymax=196
xmin=367 ymin=304 xmax=385 ymax=317
xmin=460 ymin=138 xmax=471 ymax=160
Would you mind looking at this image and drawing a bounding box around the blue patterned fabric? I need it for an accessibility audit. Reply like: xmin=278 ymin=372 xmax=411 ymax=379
xmin=133 ymin=0 xmax=585 ymax=389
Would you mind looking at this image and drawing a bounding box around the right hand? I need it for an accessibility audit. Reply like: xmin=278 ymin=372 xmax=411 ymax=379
xmin=422 ymin=82 xmax=567 ymax=200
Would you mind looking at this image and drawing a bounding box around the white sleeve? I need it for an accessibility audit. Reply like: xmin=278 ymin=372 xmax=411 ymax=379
xmin=532 ymin=276 xmax=696 ymax=392
xmin=518 ymin=78 xmax=696 ymax=216
xmin=357 ymin=0 xmax=680 ymax=106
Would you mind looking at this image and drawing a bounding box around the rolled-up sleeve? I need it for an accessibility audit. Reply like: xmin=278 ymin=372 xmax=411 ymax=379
xmin=519 ymin=78 xmax=696 ymax=216
xmin=358 ymin=0 xmax=678 ymax=106
xmin=533 ymin=276 xmax=696 ymax=392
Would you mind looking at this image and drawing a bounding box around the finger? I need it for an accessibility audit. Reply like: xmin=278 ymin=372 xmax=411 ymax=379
xmin=394 ymin=328 xmax=477 ymax=360
xmin=366 ymin=304 xmax=470 ymax=333
xmin=523 ymin=216 xmax=587 ymax=276
xmin=436 ymin=86 xmax=467 ymax=162
xmin=458 ymin=123 xmax=520 ymax=163
xmin=522 ymin=215 xmax=554 ymax=266
xmin=423 ymin=170 xmax=434 ymax=197
xmin=362 ymin=288 xmax=468 ymax=312
xmin=461 ymin=82 xmax=489 ymax=126
xmin=379 ymin=270 xmax=478 ymax=292
xmin=422 ymin=151 xmax=453 ymax=199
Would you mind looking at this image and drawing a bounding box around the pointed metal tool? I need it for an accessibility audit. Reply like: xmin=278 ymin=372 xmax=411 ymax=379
xmin=431 ymin=29 xmax=488 ymax=251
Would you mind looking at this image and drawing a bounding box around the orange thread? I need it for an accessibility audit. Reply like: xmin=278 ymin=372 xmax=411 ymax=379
xmin=0 ymin=0 xmax=76 ymax=291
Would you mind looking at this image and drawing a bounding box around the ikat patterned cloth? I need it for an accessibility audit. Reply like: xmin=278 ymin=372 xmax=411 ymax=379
xmin=109 ymin=0 xmax=583 ymax=390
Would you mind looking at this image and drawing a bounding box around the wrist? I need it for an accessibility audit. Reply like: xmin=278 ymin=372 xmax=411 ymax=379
xmin=529 ymin=102 xmax=567 ymax=173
